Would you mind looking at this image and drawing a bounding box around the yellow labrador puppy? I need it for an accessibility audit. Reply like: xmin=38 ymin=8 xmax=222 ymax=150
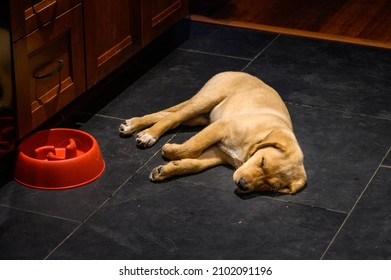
xmin=120 ymin=72 xmax=307 ymax=194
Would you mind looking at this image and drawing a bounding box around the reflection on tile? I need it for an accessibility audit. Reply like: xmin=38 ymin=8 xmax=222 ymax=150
xmin=98 ymin=49 xmax=249 ymax=119
xmin=245 ymin=35 xmax=391 ymax=119
xmin=180 ymin=21 xmax=278 ymax=59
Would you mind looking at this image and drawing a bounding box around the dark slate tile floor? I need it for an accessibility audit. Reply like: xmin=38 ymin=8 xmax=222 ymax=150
xmin=1 ymin=21 xmax=391 ymax=260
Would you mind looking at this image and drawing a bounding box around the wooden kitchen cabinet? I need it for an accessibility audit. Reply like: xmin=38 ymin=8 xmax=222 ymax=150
xmin=12 ymin=4 xmax=85 ymax=138
xmin=9 ymin=0 xmax=188 ymax=139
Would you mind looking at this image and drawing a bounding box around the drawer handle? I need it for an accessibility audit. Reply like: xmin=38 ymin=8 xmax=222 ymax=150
xmin=33 ymin=60 xmax=64 ymax=79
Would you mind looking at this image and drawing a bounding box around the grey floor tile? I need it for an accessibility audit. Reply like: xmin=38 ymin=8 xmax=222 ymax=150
xmin=0 ymin=206 xmax=79 ymax=259
xmin=323 ymin=167 xmax=391 ymax=259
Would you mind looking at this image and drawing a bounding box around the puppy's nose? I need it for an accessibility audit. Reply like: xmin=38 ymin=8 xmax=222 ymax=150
xmin=236 ymin=178 xmax=248 ymax=191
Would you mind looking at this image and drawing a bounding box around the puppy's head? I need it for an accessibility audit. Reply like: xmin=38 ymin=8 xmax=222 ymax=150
xmin=233 ymin=129 xmax=307 ymax=195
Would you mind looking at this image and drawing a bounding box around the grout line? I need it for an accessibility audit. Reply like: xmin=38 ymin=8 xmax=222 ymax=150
xmin=94 ymin=114 xmax=126 ymax=121
xmin=379 ymin=146 xmax=391 ymax=168
xmin=43 ymin=224 xmax=83 ymax=260
xmin=241 ymin=34 xmax=281 ymax=72
xmin=0 ymin=204 xmax=80 ymax=224
xmin=320 ymin=163 xmax=382 ymax=259
xmin=286 ymin=101 xmax=391 ymax=122
xmin=267 ymin=197 xmax=349 ymax=215
xmin=177 ymin=48 xmax=252 ymax=61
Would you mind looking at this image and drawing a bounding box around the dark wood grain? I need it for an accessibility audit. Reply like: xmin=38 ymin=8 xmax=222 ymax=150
xmin=191 ymin=0 xmax=391 ymax=48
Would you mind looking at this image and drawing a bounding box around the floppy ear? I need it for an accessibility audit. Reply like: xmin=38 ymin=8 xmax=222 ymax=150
xmin=247 ymin=129 xmax=291 ymax=157
xmin=288 ymin=170 xmax=307 ymax=194
xmin=277 ymin=165 xmax=307 ymax=194
xmin=288 ymin=178 xmax=307 ymax=194
xmin=275 ymin=176 xmax=307 ymax=194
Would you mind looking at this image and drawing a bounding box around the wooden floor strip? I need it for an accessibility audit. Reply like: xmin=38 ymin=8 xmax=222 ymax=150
xmin=191 ymin=0 xmax=391 ymax=49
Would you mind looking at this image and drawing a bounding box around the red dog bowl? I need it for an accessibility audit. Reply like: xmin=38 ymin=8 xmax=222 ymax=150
xmin=14 ymin=128 xmax=105 ymax=190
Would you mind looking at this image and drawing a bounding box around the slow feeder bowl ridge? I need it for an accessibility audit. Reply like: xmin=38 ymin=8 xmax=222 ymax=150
xmin=14 ymin=128 xmax=105 ymax=190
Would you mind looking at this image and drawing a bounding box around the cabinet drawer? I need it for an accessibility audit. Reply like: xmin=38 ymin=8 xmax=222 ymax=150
xmin=13 ymin=4 xmax=85 ymax=138
xmin=9 ymin=0 xmax=81 ymax=41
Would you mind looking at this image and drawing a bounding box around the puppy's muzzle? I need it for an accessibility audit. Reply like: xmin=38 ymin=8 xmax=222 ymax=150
xmin=236 ymin=178 xmax=248 ymax=191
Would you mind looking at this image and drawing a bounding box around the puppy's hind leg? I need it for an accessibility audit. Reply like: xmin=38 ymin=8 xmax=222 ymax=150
xmin=119 ymin=100 xmax=190 ymax=136
xmin=136 ymin=98 xmax=222 ymax=148
xmin=134 ymin=72 xmax=237 ymax=147
xmin=119 ymin=112 xmax=168 ymax=136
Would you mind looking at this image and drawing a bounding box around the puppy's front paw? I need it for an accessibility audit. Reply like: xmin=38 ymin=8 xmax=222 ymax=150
xmin=150 ymin=165 xmax=165 ymax=181
xmin=136 ymin=130 xmax=157 ymax=148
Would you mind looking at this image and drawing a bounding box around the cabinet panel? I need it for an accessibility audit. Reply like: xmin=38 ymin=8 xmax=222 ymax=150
xmin=84 ymin=0 xmax=141 ymax=88
xmin=9 ymin=0 xmax=81 ymax=42
xmin=13 ymin=4 xmax=85 ymax=138
xmin=141 ymin=0 xmax=189 ymax=46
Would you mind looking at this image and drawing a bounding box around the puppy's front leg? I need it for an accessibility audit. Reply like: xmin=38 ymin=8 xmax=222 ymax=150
xmin=150 ymin=147 xmax=227 ymax=181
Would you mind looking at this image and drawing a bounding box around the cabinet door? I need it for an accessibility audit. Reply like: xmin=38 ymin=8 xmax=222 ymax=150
xmin=141 ymin=0 xmax=189 ymax=46
xmin=84 ymin=0 xmax=141 ymax=88
xmin=13 ymin=4 xmax=85 ymax=138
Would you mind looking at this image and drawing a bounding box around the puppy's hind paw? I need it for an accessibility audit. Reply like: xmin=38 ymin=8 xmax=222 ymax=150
xmin=119 ymin=120 xmax=135 ymax=136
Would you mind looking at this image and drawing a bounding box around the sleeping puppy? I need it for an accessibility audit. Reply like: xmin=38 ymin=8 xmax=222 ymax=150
xmin=119 ymin=72 xmax=307 ymax=194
